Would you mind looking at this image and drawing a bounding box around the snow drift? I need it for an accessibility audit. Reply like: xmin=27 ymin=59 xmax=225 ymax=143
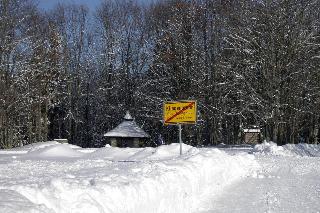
xmin=253 ymin=141 xmax=320 ymax=157
xmin=24 ymin=144 xmax=85 ymax=159
xmin=252 ymin=141 xmax=290 ymax=156
xmin=14 ymin=141 xmax=81 ymax=152
xmin=283 ymin=143 xmax=320 ymax=157
xmin=0 ymin=142 xmax=258 ymax=213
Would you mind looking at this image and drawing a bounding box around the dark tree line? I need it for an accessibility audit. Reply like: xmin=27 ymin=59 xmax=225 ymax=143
xmin=0 ymin=0 xmax=319 ymax=148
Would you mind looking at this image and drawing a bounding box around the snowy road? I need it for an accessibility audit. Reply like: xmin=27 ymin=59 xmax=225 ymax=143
xmin=198 ymin=150 xmax=320 ymax=213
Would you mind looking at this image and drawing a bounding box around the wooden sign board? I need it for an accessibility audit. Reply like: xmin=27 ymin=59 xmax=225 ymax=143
xmin=163 ymin=100 xmax=197 ymax=125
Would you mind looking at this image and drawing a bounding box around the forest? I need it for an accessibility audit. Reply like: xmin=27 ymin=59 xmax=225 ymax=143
xmin=0 ymin=0 xmax=319 ymax=148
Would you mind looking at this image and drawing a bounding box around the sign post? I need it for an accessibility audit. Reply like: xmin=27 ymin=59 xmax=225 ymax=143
xmin=163 ymin=100 xmax=197 ymax=155
xmin=179 ymin=124 xmax=182 ymax=155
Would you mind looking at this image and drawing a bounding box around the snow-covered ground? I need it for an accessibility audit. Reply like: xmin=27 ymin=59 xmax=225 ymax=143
xmin=0 ymin=142 xmax=257 ymax=213
xmin=0 ymin=141 xmax=319 ymax=213
xmin=198 ymin=142 xmax=320 ymax=213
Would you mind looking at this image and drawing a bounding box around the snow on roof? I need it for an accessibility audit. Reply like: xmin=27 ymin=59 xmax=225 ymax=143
xmin=124 ymin=111 xmax=133 ymax=120
xmin=243 ymin=128 xmax=261 ymax=133
xmin=104 ymin=113 xmax=150 ymax=138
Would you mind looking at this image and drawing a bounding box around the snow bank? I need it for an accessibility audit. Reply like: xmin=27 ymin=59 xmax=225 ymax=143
xmin=89 ymin=147 xmax=141 ymax=160
xmin=0 ymin=142 xmax=83 ymax=158
xmin=88 ymin=143 xmax=197 ymax=161
xmin=283 ymin=143 xmax=320 ymax=157
xmin=253 ymin=141 xmax=320 ymax=157
xmin=252 ymin=141 xmax=290 ymax=156
xmin=14 ymin=141 xmax=81 ymax=152
xmin=150 ymin=143 xmax=198 ymax=159
xmin=128 ymin=143 xmax=198 ymax=161
xmin=24 ymin=144 xmax=85 ymax=159
xmin=0 ymin=189 xmax=52 ymax=213
xmin=0 ymin=143 xmax=258 ymax=213
xmin=17 ymin=141 xmax=60 ymax=151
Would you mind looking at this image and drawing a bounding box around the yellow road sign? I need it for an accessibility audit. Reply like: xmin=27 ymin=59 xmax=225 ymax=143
xmin=163 ymin=100 xmax=197 ymax=125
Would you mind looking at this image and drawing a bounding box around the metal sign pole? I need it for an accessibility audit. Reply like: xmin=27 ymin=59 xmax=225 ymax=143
xmin=179 ymin=124 xmax=182 ymax=155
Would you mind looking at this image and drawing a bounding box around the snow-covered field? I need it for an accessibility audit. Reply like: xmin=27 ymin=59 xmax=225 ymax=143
xmin=0 ymin=141 xmax=319 ymax=213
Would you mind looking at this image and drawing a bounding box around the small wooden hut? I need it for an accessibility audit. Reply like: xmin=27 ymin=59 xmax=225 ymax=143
xmin=103 ymin=112 xmax=150 ymax=147
xmin=243 ymin=127 xmax=261 ymax=144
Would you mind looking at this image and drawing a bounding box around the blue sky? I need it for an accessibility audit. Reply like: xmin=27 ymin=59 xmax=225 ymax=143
xmin=38 ymin=0 xmax=150 ymax=12
xmin=38 ymin=0 xmax=102 ymax=12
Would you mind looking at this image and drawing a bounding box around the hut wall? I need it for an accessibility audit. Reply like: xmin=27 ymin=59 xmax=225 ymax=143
xmin=244 ymin=132 xmax=260 ymax=144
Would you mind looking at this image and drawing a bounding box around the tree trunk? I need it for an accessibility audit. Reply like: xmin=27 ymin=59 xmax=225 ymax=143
xmin=313 ymin=117 xmax=319 ymax=144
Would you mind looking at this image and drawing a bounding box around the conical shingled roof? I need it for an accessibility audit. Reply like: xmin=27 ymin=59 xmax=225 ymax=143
xmin=104 ymin=112 xmax=150 ymax=138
